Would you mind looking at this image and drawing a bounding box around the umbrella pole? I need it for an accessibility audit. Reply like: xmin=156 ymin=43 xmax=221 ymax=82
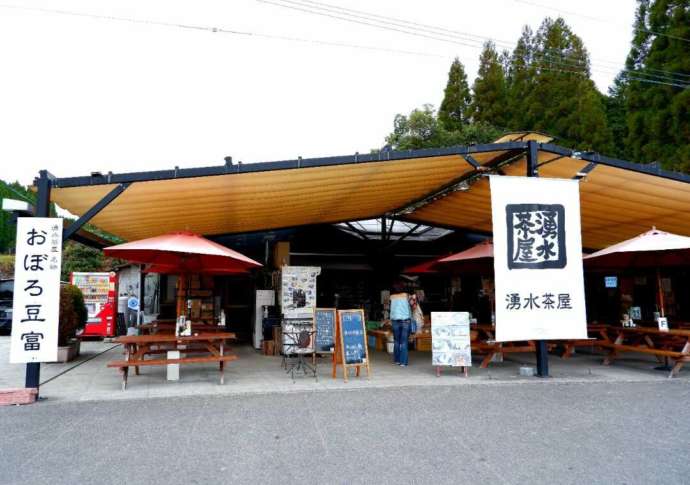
xmin=176 ymin=273 xmax=188 ymax=320
xmin=656 ymin=267 xmax=665 ymax=318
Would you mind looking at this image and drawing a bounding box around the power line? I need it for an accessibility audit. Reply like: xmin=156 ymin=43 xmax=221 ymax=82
xmin=3 ymin=2 xmax=687 ymax=89
xmin=0 ymin=4 xmax=443 ymax=59
xmin=272 ymin=0 xmax=690 ymax=85
xmin=514 ymin=0 xmax=690 ymax=44
xmin=257 ymin=0 xmax=489 ymax=51
xmin=259 ymin=0 xmax=690 ymax=88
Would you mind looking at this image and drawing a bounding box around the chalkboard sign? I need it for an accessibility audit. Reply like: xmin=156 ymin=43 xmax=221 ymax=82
xmin=332 ymin=309 xmax=371 ymax=381
xmin=314 ymin=308 xmax=336 ymax=353
xmin=339 ymin=310 xmax=367 ymax=364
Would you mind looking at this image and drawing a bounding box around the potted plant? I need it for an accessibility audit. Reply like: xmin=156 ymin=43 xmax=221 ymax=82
xmin=56 ymin=284 xmax=87 ymax=363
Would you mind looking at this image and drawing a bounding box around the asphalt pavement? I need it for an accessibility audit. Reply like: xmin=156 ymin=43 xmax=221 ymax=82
xmin=1 ymin=380 xmax=689 ymax=485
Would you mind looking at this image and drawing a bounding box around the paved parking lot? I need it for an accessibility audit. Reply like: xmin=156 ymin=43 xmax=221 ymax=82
xmin=1 ymin=380 xmax=689 ymax=485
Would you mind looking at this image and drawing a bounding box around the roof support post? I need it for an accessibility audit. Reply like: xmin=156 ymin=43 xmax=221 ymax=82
xmin=526 ymin=141 xmax=549 ymax=378
xmin=62 ymin=182 xmax=131 ymax=241
xmin=25 ymin=170 xmax=53 ymax=393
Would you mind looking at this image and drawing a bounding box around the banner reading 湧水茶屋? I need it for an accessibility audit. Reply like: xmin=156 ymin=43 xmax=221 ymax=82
xmin=490 ymin=176 xmax=587 ymax=342
xmin=10 ymin=218 xmax=63 ymax=363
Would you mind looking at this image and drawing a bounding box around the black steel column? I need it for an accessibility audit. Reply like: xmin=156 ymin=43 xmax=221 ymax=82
xmin=26 ymin=170 xmax=52 ymax=390
xmin=526 ymin=141 xmax=549 ymax=378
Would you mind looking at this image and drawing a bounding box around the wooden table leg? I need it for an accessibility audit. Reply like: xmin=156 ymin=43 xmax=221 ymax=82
xmin=121 ymin=367 xmax=128 ymax=391
xmin=603 ymin=333 xmax=624 ymax=365
xmin=480 ymin=351 xmax=494 ymax=368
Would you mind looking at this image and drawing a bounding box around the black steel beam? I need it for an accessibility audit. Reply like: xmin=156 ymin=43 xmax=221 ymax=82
xmin=392 ymin=148 xmax=526 ymax=216
xmin=62 ymin=182 xmax=131 ymax=240
xmin=50 ymin=142 xmax=529 ymax=188
xmin=539 ymin=143 xmax=690 ymax=184
xmin=385 ymin=223 xmax=421 ymax=250
xmin=463 ymin=155 xmax=481 ymax=170
xmin=343 ymin=222 xmax=369 ymax=240
xmin=573 ymin=162 xmax=598 ymax=180
xmin=526 ymin=140 xmax=549 ymax=378
xmin=26 ymin=170 xmax=53 ymax=392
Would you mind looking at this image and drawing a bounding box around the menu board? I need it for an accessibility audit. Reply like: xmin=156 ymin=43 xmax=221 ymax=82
xmin=338 ymin=309 xmax=367 ymax=364
xmin=314 ymin=308 xmax=336 ymax=353
xmin=431 ymin=312 xmax=472 ymax=367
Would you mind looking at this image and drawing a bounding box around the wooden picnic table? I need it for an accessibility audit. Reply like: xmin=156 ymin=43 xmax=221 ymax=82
xmin=557 ymin=324 xmax=609 ymax=358
xmin=108 ymin=332 xmax=237 ymax=390
xmin=470 ymin=324 xmax=536 ymax=368
xmin=599 ymin=325 xmax=690 ymax=377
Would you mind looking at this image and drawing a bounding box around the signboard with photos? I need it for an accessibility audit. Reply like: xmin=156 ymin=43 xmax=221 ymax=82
xmin=431 ymin=312 xmax=472 ymax=368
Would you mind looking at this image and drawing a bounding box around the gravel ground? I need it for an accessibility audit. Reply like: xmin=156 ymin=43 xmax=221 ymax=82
xmin=1 ymin=380 xmax=689 ymax=485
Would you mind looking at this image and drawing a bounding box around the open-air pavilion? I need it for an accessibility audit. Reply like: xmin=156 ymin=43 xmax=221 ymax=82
xmin=23 ymin=131 xmax=690 ymax=388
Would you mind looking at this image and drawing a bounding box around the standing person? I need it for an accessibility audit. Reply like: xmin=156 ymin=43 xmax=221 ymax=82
xmin=390 ymin=290 xmax=412 ymax=366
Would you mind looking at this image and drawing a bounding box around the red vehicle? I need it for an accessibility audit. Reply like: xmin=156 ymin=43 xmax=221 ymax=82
xmin=70 ymin=272 xmax=117 ymax=338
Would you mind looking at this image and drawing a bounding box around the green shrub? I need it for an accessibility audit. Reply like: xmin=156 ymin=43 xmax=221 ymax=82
xmin=59 ymin=284 xmax=87 ymax=346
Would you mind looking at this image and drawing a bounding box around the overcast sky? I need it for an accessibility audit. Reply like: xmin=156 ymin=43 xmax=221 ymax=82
xmin=1 ymin=0 xmax=636 ymax=186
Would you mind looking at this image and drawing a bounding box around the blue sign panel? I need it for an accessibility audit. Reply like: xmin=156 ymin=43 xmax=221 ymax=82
xmin=340 ymin=310 xmax=366 ymax=365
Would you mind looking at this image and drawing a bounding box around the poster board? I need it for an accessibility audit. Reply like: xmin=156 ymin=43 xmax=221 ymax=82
xmin=431 ymin=312 xmax=471 ymax=369
xmin=10 ymin=218 xmax=63 ymax=363
xmin=281 ymin=266 xmax=321 ymax=318
xmin=332 ymin=309 xmax=371 ymax=382
xmin=314 ymin=308 xmax=336 ymax=353
xmin=490 ymin=176 xmax=587 ymax=342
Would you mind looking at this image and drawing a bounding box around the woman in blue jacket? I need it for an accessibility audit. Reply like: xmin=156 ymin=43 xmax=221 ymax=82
xmin=390 ymin=292 xmax=412 ymax=366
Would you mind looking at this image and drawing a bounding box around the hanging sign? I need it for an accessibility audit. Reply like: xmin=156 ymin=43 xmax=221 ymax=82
xmin=10 ymin=218 xmax=63 ymax=363
xmin=490 ymin=176 xmax=587 ymax=342
xmin=314 ymin=308 xmax=336 ymax=353
xmin=431 ymin=312 xmax=471 ymax=367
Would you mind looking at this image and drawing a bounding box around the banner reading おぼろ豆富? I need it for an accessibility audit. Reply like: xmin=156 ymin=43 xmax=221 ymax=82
xmin=490 ymin=176 xmax=587 ymax=342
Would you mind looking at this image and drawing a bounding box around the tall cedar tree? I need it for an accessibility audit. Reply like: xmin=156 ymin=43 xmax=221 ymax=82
xmin=507 ymin=26 xmax=534 ymax=129
xmin=624 ymin=0 xmax=690 ymax=170
xmin=438 ymin=58 xmax=472 ymax=131
xmin=470 ymin=41 xmax=510 ymax=128
xmin=513 ymin=18 xmax=614 ymax=152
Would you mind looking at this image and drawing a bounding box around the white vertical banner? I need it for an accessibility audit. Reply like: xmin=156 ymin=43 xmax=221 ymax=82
xmin=490 ymin=176 xmax=587 ymax=342
xmin=10 ymin=218 xmax=63 ymax=363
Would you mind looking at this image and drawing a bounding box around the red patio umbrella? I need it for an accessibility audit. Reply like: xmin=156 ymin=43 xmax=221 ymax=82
xmin=584 ymin=228 xmax=690 ymax=317
xmin=435 ymin=239 xmax=494 ymax=273
xmin=104 ymin=232 xmax=262 ymax=274
xmin=104 ymin=232 xmax=262 ymax=318
xmin=403 ymin=240 xmax=494 ymax=275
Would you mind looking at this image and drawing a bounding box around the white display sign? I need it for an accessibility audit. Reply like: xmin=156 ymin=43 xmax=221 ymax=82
xmin=10 ymin=218 xmax=63 ymax=363
xmin=657 ymin=317 xmax=669 ymax=332
xmin=431 ymin=312 xmax=471 ymax=367
xmin=490 ymin=176 xmax=587 ymax=342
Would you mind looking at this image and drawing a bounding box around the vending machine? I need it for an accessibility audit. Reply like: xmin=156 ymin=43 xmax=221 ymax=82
xmin=70 ymin=272 xmax=118 ymax=337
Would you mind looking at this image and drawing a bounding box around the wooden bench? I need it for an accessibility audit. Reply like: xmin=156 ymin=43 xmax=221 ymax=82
xmin=108 ymin=355 xmax=238 ymax=390
xmin=599 ymin=326 xmax=690 ymax=377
